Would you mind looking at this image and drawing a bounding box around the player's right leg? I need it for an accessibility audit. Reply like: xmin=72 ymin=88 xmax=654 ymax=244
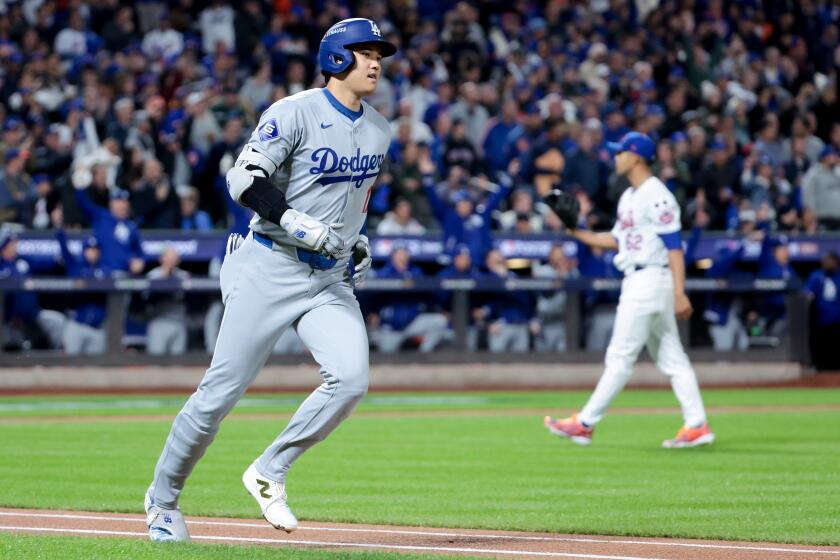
xmin=546 ymin=294 xmax=653 ymax=445
xmin=578 ymin=297 xmax=652 ymax=425
xmin=146 ymin=238 xmax=306 ymax=539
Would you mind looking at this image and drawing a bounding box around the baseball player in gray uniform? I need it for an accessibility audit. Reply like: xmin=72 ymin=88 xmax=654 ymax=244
xmin=144 ymin=18 xmax=396 ymax=541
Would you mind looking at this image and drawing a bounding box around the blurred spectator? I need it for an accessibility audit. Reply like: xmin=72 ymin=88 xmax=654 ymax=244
xmin=448 ymin=82 xmax=489 ymax=148
xmin=802 ymin=146 xmax=840 ymax=231
xmin=783 ymin=115 xmax=824 ymax=164
xmin=741 ymin=152 xmax=792 ymax=213
xmin=436 ymin=243 xmax=482 ymax=350
xmin=29 ymin=124 xmax=74 ymax=180
xmin=532 ymin=244 xmax=579 ymax=352
xmin=442 ymin=119 xmax=479 ymax=175
xmin=652 ymin=140 xmax=691 ymax=208
xmin=142 ymin=12 xmax=183 ymax=60
xmin=199 ymin=0 xmax=235 ymax=54
xmin=239 ymin=60 xmax=274 ymax=119
xmin=102 ymin=6 xmax=141 ymax=53
xmin=477 ymin=250 xmax=536 ymax=353
xmin=805 ymin=251 xmax=840 ymax=371
xmin=753 ymin=115 xmax=786 ymax=166
xmin=234 ymin=0 xmax=267 ymax=62
xmin=0 ymin=148 xmax=33 ymax=224
xmin=74 ymin=187 xmax=145 ymax=275
xmin=523 ymin=118 xmax=566 ymax=198
xmin=28 ymin=174 xmax=59 ymax=230
xmin=421 ymin=155 xmax=513 ymax=264
xmin=754 ymin=220 xmax=799 ymax=341
xmin=370 ymin=247 xmax=449 ymax=353
xmin=53 ymin=10 xmax=88 ymax=60
xmin=54 ymin=212 xmax=111 ymax=355
xmin=185 ymin=91 xmax=222 ymax=156
xmin=130 ymin=158 xmax=180 ymax=229
xmin=564 ymin=128 xmax=609 ymax=204
xmin=390 ymin=142 xmax=434 ymax=227
xmin=376 ymin=198 xmax=426 ymax=235
xmin=497 ymin=188 xmax=556 ymax=233
xmin=196 ymin=116 xmax=244 ymax=223
xmin=482 ymin=99 xmax=519 ymax=175
xmin=179 ymin=186 xmax=214 ymax=231
xmin=0 ymin=228 xmax=66 ymax=351
xmin=687 ymin=214 xmax=749 ymax=351
xmin=144 ymin=247 xmax=189 ymax=355
xmin=698 ymin=139 xmax=741 ymax=216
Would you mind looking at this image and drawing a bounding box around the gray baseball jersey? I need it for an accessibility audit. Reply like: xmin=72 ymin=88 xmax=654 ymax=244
xmin=249 ymin=88 xmax=391 ymax=250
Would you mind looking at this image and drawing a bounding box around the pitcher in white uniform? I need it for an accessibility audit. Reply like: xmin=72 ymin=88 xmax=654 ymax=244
xmin=143 ymin=18 xmax=396 ymax=542
xmin=544 ymin=132 xmax=714 ymax=449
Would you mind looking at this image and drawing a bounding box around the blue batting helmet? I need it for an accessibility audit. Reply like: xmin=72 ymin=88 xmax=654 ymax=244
xmin=319 ymin=18 xmax=397 ymax=75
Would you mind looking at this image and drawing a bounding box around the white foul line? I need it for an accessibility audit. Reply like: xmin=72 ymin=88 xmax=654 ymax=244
xmin=0 ymin=511 xmax=838 ymax=556
xmin=0 ymin=525 xmax=665 ymax=560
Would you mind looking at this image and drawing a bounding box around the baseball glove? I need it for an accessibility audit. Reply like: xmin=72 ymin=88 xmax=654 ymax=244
xmin=544 ymin=189 xmax=580 ymax=230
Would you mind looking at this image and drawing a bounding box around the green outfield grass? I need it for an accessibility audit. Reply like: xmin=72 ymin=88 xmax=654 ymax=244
xmin=0 ymin=534 xmax=472 ymax=560
xmin=0 ymin=388 xmax=838 ymax=554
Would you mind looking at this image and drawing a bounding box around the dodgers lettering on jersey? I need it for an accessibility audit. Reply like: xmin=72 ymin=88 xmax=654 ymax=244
xmin=244 ymin=88 xmax=391 ymax=252
xmin=610 ymin=176 xmax=680 ymax=269
xmin=309 ymin=148 xmax=385 ymax=187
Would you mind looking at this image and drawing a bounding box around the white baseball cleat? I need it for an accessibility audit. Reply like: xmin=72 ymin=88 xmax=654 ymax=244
xmin=144 ymin=491 xmax=190 ymax=542
xmin=242 ymin=462 xmax=298 ymax=532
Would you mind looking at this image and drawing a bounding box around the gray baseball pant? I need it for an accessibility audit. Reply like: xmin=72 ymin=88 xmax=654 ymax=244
xmin=148 ymin=234 xmax=368 ymax=509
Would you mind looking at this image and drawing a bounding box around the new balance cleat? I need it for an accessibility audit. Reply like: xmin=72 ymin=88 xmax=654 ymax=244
xmin=662 ymin=423 xmax=715 ymax=448
xmin=242 ymin=462 xmax=298 ymax=533
xmin=544 ymin=414 xmax=594 ymax=446
xmin=144 ymin=491 xmax=190 ymax=542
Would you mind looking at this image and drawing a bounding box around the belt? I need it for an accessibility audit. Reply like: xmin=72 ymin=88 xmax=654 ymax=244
xmin=632 ymin=263 xmax=669 ymax=272
xmin=252 ymin=231 xmax=338 ymax=271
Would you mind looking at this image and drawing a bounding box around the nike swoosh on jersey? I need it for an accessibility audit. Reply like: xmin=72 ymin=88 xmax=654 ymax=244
xmin=320 ymin=123 xmax=333 ymax=129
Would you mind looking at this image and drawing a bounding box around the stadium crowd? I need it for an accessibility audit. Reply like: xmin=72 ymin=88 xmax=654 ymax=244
xmin=1 ymin=0 xmax=840 ymax=366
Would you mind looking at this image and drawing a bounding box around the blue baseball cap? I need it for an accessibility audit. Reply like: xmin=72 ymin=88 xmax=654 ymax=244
xmin=709 ymin=138 xmax=727 ymax=151
xmin=3 ymin=116 xmax=23 ymax=131
xmin=820 ymin=145 xmax=838 ymax=160
xmin=452 ymin=190 xmax=473 ymax=203
xmin=110 ymin=189 xmax=130 ymax=200
xmin=607 ymin=132 xmax=656 ymax=161
xmin=83 ymin=236 xmax=99 ymax=249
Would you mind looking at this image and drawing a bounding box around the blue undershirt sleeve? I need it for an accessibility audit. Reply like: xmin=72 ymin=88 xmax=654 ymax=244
xmin=658 ymin=231 xmax=682 ymax=250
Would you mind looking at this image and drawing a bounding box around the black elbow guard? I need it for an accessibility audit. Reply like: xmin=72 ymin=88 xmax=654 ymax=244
xmin=240 ymin=175 xmax=291 ymax=226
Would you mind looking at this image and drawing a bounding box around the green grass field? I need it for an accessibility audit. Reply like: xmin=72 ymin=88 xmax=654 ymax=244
xmin=1 ymin=388 xmax=838 ymax=559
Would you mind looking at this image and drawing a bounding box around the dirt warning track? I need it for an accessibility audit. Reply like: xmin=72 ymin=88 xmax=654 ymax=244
xmin=1 ymin=508 xmax=838 ymax=560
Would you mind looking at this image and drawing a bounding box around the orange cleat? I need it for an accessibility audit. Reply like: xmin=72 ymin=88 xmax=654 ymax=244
xmin=662 ymin=423 xmax=715 ymax=448
xmin=543 ymin=414 xmax=593 ymax=446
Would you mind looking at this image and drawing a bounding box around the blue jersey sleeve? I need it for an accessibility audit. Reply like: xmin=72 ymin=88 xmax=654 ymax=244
xmin=129 ymin=227 xmax=145 ymax=260
xmin=658 ymin=231 xmax=682 ymax=250
xmin=55 ymin=229 xmax=82 ymax=276
xmin=74 ymin=188 xmax=109 ymax=224
xmin=422 ymin=174 xmax=449 ymax=225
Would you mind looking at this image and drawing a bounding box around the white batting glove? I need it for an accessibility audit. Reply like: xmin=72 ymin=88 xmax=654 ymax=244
xmin=351 ymin=234 xmax=372 ymax=284
xmin=279 ymin=208 xmax=345 ymax=258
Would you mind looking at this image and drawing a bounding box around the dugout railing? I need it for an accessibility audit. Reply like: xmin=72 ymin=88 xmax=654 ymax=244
xmin=0 ymin=276 xmax=808 ymax=367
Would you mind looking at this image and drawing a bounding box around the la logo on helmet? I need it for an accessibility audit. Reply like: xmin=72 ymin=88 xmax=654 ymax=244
xmin=369 ymin=20 xmax=381 ymax=36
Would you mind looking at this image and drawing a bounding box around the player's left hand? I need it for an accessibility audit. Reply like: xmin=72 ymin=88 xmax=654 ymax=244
xmin=351 ymin=234 xmax=372 ymax=284
xmin=675 ymin=292 xmax=693 ymax=320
